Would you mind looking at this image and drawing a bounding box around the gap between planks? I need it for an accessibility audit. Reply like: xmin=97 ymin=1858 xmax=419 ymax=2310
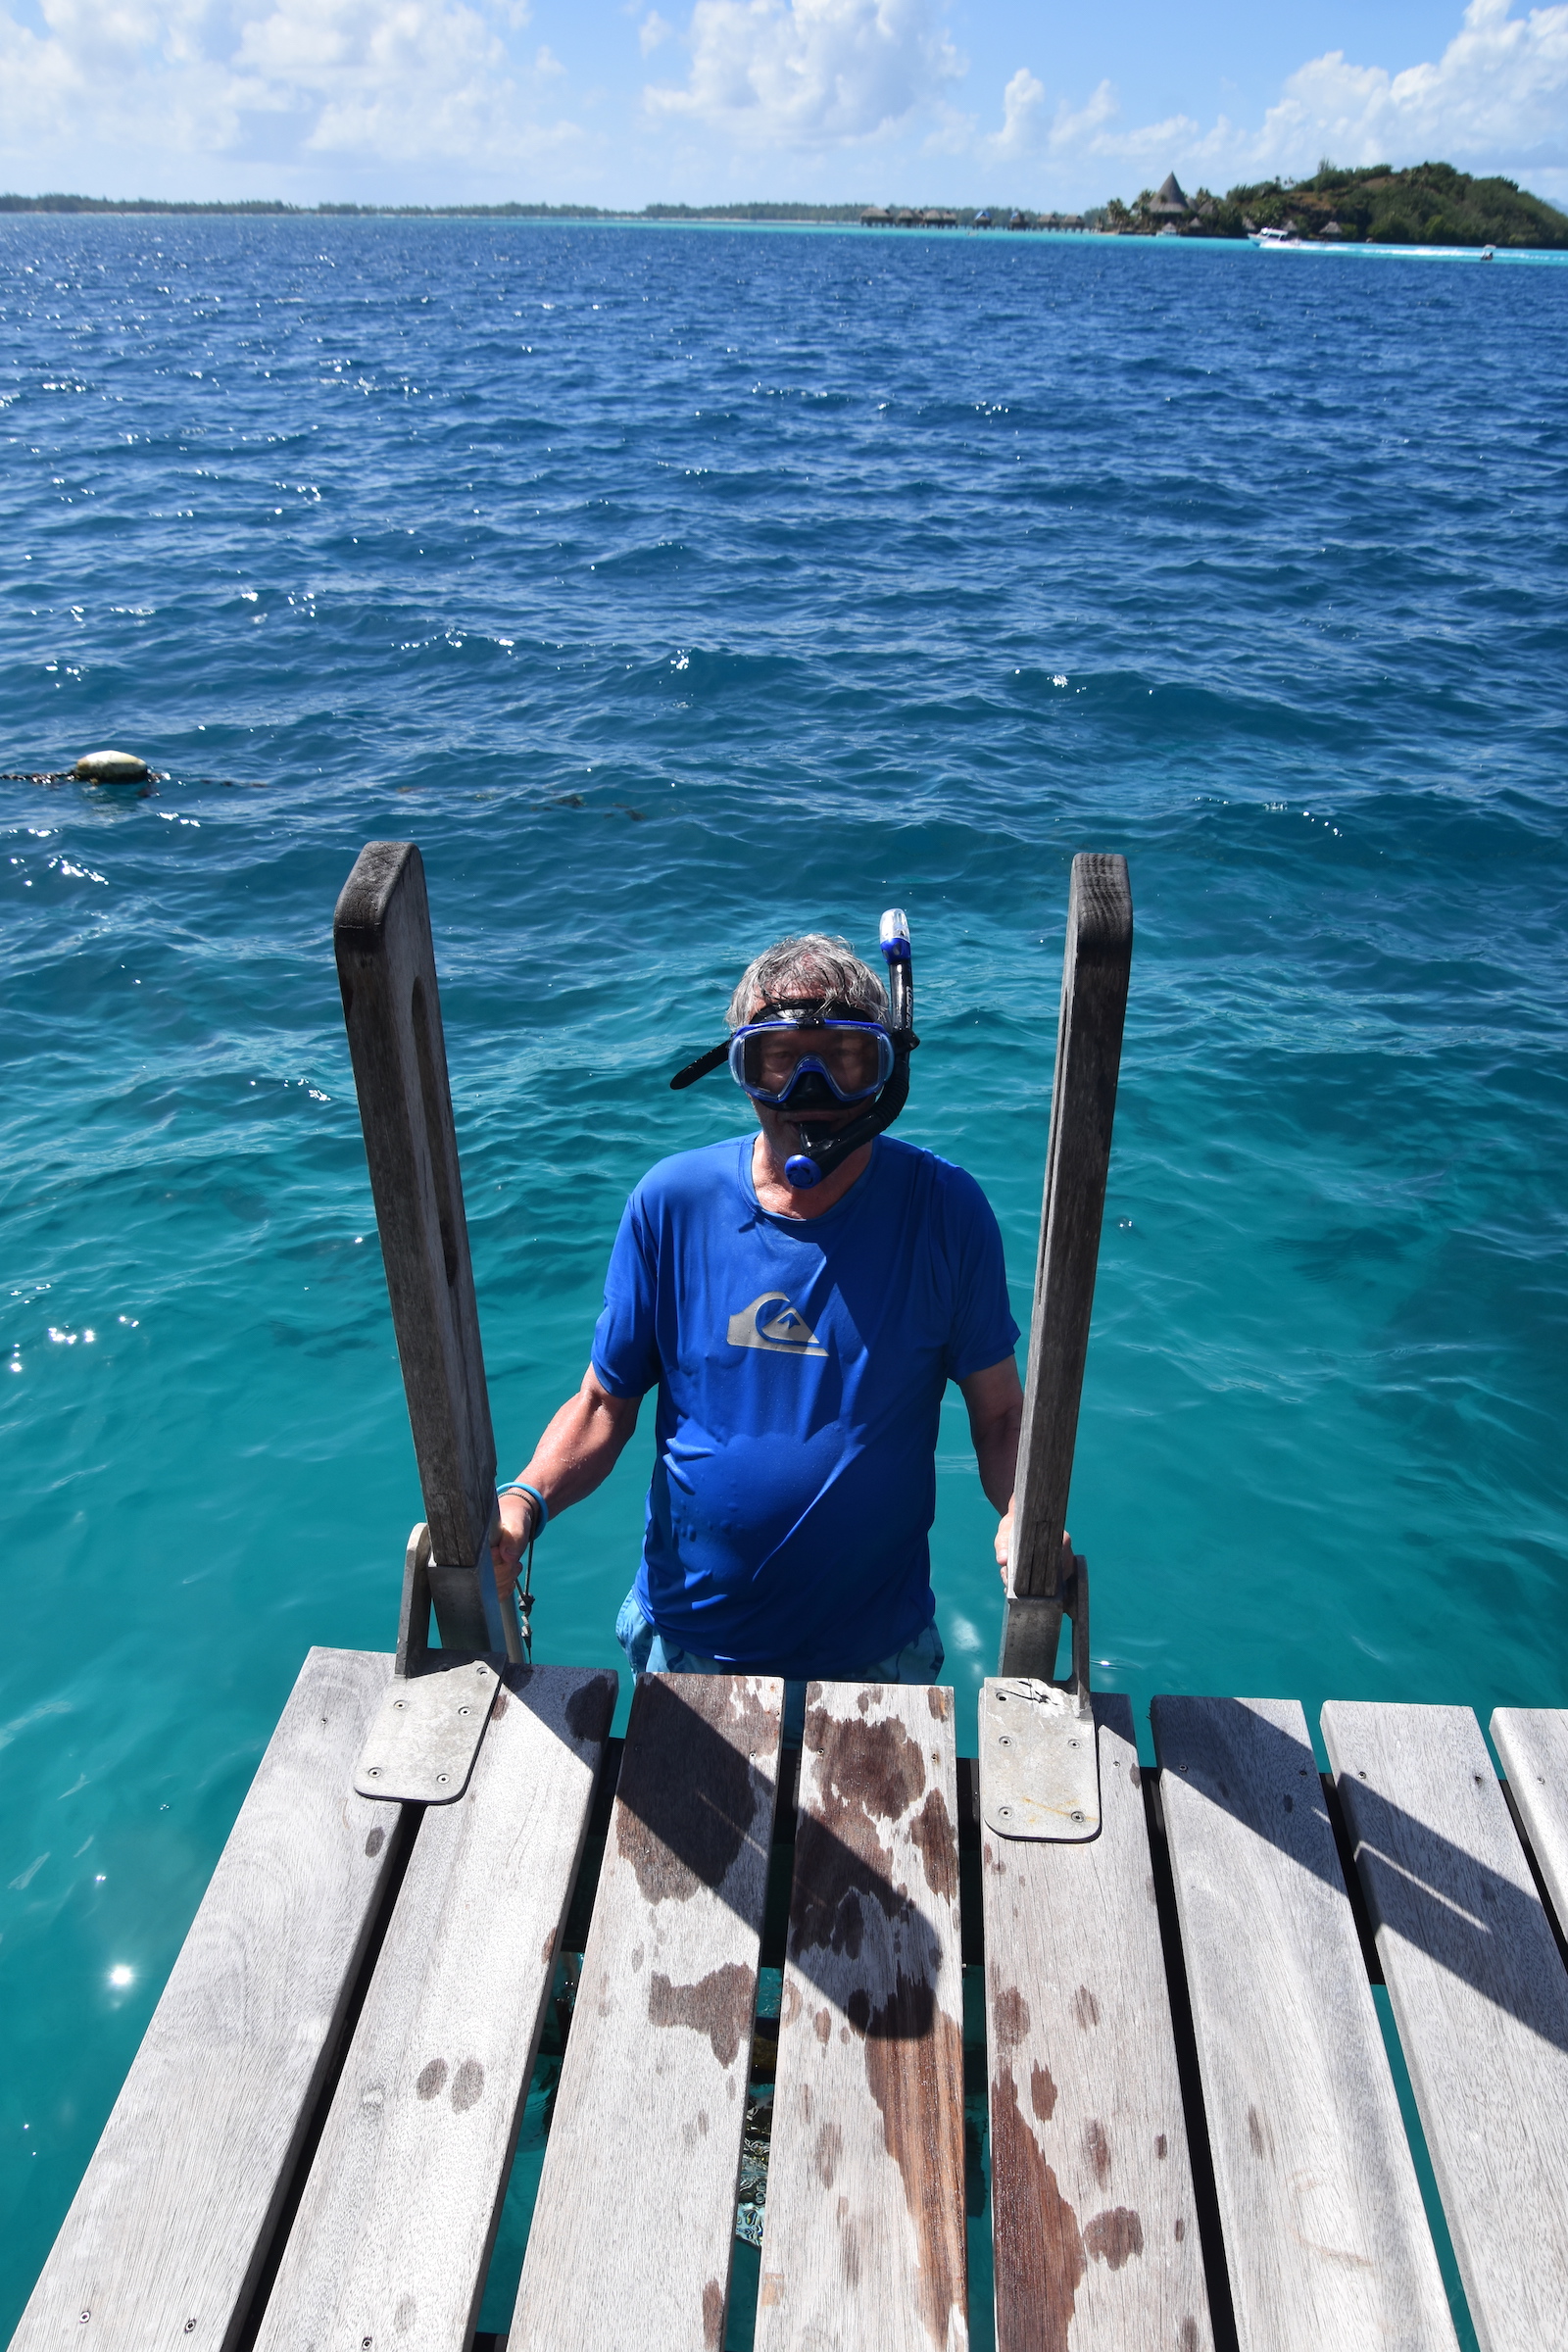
xmin=253 ymin=1663 xmax=615 ymax=2352
xmin=511 ymin=1673 xmax=783 ymax=2352
xmin=1324 ymin=1700 xmax=1568 ymax=2352
xmin=1152 ymin=1696 xmax=1456 ymax=2352
xmin=984 ymin=1693 xmax=1214 ymax=2352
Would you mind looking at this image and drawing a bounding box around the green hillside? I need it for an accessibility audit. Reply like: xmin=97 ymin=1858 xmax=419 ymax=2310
xmin=1109 ymin=161 xmax=1568 ymax=248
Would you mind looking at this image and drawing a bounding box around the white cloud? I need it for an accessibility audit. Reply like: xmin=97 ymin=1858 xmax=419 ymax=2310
xmin=1255 ymin=0 xmax=1568 ymax=178
xmin=644 ymin=0 xmax=964 ymax=144
xmin=987 ymin=64 xmax=1042 ymax=159
xmin=995 ymin=0 xmax=1568 ymax=198
xmin=0 ymin=0 xmax=575 ymax=173
xmin=236 ymin=0 xmax=515 ymax=156
xmin=0 ymin=0 xmax=1562 ymax=205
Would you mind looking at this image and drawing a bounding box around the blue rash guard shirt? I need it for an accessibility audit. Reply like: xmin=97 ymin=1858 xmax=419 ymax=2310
xmin=590 ymin=1133 xmax=1019 ymax=1679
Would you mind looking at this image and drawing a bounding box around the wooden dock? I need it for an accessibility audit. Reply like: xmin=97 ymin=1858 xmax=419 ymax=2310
xmin=13 ymin=1665 xmax=1568 ymax=2350
xmin=13 ymin=845 xmax=1567 ymax=2348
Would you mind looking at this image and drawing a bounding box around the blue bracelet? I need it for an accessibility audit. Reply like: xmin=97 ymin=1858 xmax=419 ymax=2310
xmin=498 ymin=1479 xmax=549 ymax=1532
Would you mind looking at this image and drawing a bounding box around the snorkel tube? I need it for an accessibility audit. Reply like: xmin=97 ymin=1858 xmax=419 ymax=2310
xmin=669 ymin=908 xmax=918 ymax=1191
xmin=779 ymin=908 xmax=914 ymax=1189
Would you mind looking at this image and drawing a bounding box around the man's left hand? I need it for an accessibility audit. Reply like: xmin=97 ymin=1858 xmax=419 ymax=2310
xmin=995 ymin=1503 xmax=1013 ymax=1579
xmin=996 ymin=1520 xmax=1074 ymax=1591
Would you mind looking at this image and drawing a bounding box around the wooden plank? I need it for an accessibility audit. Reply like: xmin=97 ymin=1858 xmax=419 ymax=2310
xmin=12 ymin=1647 xmax=402 ymax=2352
xmin=511 ymin=1674 xmax=783 ymax=2352
xmin=1491 ymin=1705 xmax=1568 ymax=1938
xmin=254 ymin=1662 xmax=615 ymax=2352
xmin=1152 ymin=1696 xmax=1455 ymax=2352
xmin=756 ymin=1683 xmax=967 ymax=2352
xmin=1323 ymin=1701 xmax=1568 ymax=2352
xmin=1001 ymin=853 xmax=1132 ymax=1679
xmin=334 ymin=840 xmax=496 ymax=1645
xmin=983 ymin=1693 xmax=1212 ymax=2352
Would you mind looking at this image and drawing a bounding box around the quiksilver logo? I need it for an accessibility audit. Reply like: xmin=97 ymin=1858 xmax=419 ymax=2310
xmin=726 ymin=1293 xmax=828 ymax=1356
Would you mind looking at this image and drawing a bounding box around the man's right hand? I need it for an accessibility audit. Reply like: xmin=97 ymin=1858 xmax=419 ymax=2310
xmin=489 ymin=1365 xmax=645 ymax=1605
xmin=491 ymin=1490 xmax=540 ymax=1602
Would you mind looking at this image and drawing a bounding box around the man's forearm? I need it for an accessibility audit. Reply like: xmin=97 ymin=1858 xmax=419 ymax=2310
xmin=513 ymin=1368 xmax=640 ymax=1516
xmin=971 ymin=1408 xmax=1021 ymax=1517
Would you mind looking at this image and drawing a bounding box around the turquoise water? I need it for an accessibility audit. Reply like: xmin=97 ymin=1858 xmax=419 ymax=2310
xmin=3 ymin=217 xmax=1566 ymax=2331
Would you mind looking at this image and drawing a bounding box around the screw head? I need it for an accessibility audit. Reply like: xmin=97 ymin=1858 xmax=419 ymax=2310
xmin=392 ymin=1698 xmax=407 ymax=1710
xmin=998 ymin=1804 xmax=1012 ymax=1818
xmin=1070 ymin=1810 xmax=1085 ymax=1824
xmin=79 ymin=2313 xmax=90 ymax=2327
xmin=997 ymin=1734 xmax=1011 ymax=1747
xmin=367 ymin=1766 xmax=381 ymax=1778
xmin=436 ymin=1773 xmax=449 ymax=1785
xmin=458 ymin=1705 xmax=470 ymax=1717
xmin=184 ymin=2323 xmax=197 ymax=2335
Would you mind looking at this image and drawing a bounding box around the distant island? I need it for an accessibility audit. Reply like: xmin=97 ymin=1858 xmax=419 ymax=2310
xmin=3 ymin=164 xmax=1564 ymax=249
xmin=1099 ymin=161 xmax=1568 ymax=248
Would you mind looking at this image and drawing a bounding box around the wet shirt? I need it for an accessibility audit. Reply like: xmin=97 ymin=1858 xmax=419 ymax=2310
xmin=591 ymin=1133 xmax=1019 ymax=1677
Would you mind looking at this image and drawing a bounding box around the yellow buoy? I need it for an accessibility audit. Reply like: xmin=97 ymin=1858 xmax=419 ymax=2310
xmin=74 ymin=749 xmax=150 ymax=783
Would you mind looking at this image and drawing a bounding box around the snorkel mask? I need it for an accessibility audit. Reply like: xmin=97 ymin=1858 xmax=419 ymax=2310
xmin=670 ymin=910 xmax=917 ymax=1190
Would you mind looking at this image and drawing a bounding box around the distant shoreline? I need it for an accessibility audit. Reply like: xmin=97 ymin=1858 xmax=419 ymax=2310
xmin=6 ymin=161 xmax=1567 ymax=252
xmin=3 ymin=193 xmax=1567 ymax=266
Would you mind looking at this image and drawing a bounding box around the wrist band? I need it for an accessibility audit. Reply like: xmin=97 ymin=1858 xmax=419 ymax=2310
xmin=498 ymin=1480 xmax=549 ymax=1533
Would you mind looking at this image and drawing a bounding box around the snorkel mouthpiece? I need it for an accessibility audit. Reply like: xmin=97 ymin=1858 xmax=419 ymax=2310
xmin=669 ymin=906 xmax=918 ymax=1187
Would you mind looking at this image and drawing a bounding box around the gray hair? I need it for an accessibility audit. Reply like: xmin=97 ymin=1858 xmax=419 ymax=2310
xmin=727 ymin=933 xmax=888 ymax=1029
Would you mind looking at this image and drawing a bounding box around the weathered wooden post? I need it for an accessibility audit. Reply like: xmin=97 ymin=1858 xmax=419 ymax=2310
xmin=982 ymin=852 xmax=1132 ymax=1840
xmin=334 ymin=841 xmax=501 ymax=1656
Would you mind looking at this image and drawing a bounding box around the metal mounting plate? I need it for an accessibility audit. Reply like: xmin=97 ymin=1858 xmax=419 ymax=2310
xmin=979 ymin=1677 xmax=1101 ymax=1841
xmin=353 ymin=1655 xmax=501 ymax=1803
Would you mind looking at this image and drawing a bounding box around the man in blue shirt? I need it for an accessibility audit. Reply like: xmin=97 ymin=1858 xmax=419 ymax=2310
xmin=492 ymin=930 xmax=1024 ymax=1707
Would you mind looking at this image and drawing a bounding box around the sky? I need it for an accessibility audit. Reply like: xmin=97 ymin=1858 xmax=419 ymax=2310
xmin=0 ymin=0 xmax=1565 ymax=212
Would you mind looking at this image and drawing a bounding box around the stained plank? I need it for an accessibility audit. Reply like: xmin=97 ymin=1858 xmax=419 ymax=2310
xmin=254 ymin=1662 xmax=616 ymax=2352
xmin=1322 ymin=1700 xmax=1568 ymax=2352
xmin=511 ymin=1674 xmax=783 ymax=2352
xmin=11 ymin=1647 xmax=401 ymax=2352
xmin=983 ymin=1694 xmax=1211 ymax=2352
xmin=757 ymin=1683 xmax=966 ymax=2352
xmin=1491 ymin=1705 xmax=1568 ymax=1939
xmin=1152 ymin=1696 xmax=1455 ymax=2352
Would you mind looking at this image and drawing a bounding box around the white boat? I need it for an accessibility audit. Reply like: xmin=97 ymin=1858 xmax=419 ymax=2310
xmin=1250 ymin=225 xmax=1302 ymax=248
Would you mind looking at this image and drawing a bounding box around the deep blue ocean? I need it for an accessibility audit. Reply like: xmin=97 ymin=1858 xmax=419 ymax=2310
xmin=3 ymin=217 xmax=1566 ymax=2340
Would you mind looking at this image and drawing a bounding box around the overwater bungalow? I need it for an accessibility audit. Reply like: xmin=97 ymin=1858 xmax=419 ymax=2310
xmin=1151 ymin=172 xmax=1191 ymax=222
